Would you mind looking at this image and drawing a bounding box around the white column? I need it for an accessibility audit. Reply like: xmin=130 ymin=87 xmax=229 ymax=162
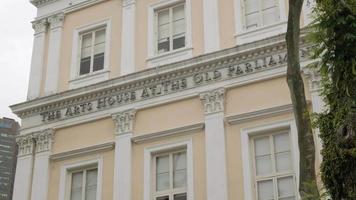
xmin=30 ymin=129 xmax=54 ymax=200
xmin=303 ymin=0 xmax=316 ymax=26
xmin=112 ymin=110 xmax=136 ymax=200
xmin=200 ymin=88 xmax=228 ymax=200
xmin=27 ymin=19 xmax=47 ymax=100
xmin=120 ymin=0 xmax=136 ymax=75
xmin=44 ymin=13 xmax=64 ymax=96
xmin=203 ymin=0 xmax=220 ymax=53
xmin=13 ymin=135 xmax=35 ymax=200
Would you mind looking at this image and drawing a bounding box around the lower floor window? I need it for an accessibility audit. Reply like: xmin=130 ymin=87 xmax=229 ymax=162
xmin=70 ymin=168 xmax=98 ymax=200
xmin=153 ymin=150 xmax=187 ymax=200
xmin=252 ymin=131 xmax=296 ymax=200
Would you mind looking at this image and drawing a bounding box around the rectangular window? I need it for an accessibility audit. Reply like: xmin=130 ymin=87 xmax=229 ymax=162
xmin=153 ymin=150 xmax=187 ymax=200
xmin=252 ymin=131 xmax=296 ymax=200
xmin=244 ymin=0 xmax=280 ymax=30
xmin=156 ymin=3 xmax=186 ymax=54
xmin=79 ymin=28 xmax=106 ymax=76
xmin=69 ymin=168 xmax=98 ymax=200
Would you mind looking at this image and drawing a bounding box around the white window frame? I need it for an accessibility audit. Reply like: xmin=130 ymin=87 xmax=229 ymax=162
xmin=147 ymin=0 xmax=193 ymax=68
xmin=240 ymin=119 xmax=300 ymax=200
xmin=58 ymin=157 xmax=103 ymax=200
xmin=233 ymin=0 xmax=287 ymax=45
xmin=69 ymin=19 xmax=111 ymax=89
xmin=144 ymin=139 xmax=194 ymax=200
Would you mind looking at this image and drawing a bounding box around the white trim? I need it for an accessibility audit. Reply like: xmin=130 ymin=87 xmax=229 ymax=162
xmin=132 ymin=122 xmax=204 ymax=144
xmin=240 ymin=119 xmax=299 ymax=200
xmin=203 ymin=0 xmax=220 ymax=53
xmin=31 ymin=151 xmax=51 ymax=200
xmin=12 ymin=155 xmax=34 ymax=200
xmin=226 ymin=104 xmax=293 ymax=124
xmin=144 ymin=139 xmax=194 ymax=200
xmin=233 ymin=0 xmax=287 ymax=45
xmin=69 ymin=18 xmax=111 ymax=89
xmin=58 ymin=156 xmax=103 ymax=200
xmin=120 ymin=0 xmax=136 ymax=75
xmin=147 ymin=0 xmax=193 ymax=67
xmin=50 ymin=142 xmax=114 ymax=161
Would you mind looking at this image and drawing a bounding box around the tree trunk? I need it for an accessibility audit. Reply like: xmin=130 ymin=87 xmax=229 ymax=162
xmin=285 ymin=0 xmax=319 ymax=198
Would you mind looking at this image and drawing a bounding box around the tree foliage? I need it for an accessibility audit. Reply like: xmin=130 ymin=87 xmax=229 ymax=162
xmin=309 ymin=0 xmax=356 ymax=199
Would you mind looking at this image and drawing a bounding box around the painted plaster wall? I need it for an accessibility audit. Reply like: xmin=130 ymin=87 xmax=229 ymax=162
xmin=218 ymin=0 xmax=236 ymax=50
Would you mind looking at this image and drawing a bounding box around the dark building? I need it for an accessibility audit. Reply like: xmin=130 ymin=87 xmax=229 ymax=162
xmin=0 ymin=118 xmax=19 ymax=200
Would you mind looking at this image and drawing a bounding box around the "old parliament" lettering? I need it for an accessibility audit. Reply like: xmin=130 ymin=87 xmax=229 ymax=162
xmin=40 ymin=48 xmax=309 ymax=122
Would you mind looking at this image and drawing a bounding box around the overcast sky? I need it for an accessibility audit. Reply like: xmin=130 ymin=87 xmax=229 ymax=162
xmin=0 ymin=0 xmax=36 ymax=123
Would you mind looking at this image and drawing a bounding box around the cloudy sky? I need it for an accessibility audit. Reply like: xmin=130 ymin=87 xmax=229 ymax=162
xmin=0 ymin=0 xmax=36 ymax=122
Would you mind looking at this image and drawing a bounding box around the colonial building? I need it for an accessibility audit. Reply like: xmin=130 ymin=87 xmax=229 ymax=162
xmin=11 ymin=0 xmax=322 ymax=200
xmin=0 ymin=117 xmax=19 ymax=200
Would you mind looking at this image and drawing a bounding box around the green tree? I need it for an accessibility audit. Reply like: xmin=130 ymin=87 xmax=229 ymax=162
xmin=285 ymin=0 xmax=320 ymax=198
xmin=310 ymin=0 xmax=356 ymax=199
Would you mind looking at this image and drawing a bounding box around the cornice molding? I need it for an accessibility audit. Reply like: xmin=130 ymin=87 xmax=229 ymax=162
xmin=11 ymin=34 xmax=312 ymax=126
xmin=132 ymin=123 xmax=204 ymax=144
xmin=112 ymin=109 xmax=136 ymax=135
xmin=225 ymin=104 xmax=294 ymax=125
xmin=30 ymin=0 xmax=59 ymax=8
xmin=123 ymin=0 xmax=135 ymax=7
xmin=48 ymin=13 xmax=65 ymax=29
xmin=50 ymin=142 xmax=115 ymax=161
xmin=200 ymin=88 xmax=225 ymax=115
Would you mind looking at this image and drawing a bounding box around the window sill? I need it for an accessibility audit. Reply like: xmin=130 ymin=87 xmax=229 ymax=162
xmin=146 ymin=47 xmax=193 ymax=68
xmin=235 ymin=21 xmax=287 ymax=45
xmin=69 ymin=69 xmax=110 ymax=89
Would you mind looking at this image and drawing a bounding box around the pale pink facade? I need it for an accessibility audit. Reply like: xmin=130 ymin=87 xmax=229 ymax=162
xmin=11 ymin=0 xmax=322 ymax=200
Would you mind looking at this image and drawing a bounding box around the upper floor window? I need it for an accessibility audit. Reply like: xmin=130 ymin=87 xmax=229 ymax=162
xmin=153 ymin=150 xmax=187 ymax=200
xmin=69 ymin=167 xmax=98 ymax=200
xmin=244 ymin=0 xmax=280 ymax=30
xmin=79 ymin=28 xmax=106 ymax=76
xmin=251 ymin=131 xmax=296 ymax=200
xmin=155 ymin=3 xmax=186 ymax=54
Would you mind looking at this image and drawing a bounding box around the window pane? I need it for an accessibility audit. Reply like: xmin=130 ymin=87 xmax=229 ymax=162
xmin=156 ymin=155 xmax=169 ymax=191
xmin=262 ymin=7 xmax=280 ymax=26
xmin=274 ymin=133 xmax=290 ymax=153
xmin=244 ymin=0 xmax=259 ymax=14
xmin=262 ymin=0 xmax=277 ymax=9
xmin=70 ymin=172 xmax=83 ymax=200
xmin=95 ymin=29 xmax=106 ymax=45
xmin=256 ymin=155 xmax=272 ymax=176
xmin=275 ymin=152 xmax=292 ymax=172
xmin=173 ymin=19 xmax=185 ymax=36
xmin=174 ymin=193 xmax=187 ymax=200
xmin=254 ymin=137 xmax=271 ymax=156
xmin=246 ymin=13 xmax=259 ymax=29
xmin=81 ymin=33 xmax=92 ymax=49
xmin=85 ymin=169 xmax=97 ymax=200
xmin=174 ymin=152 xmax=186 ymax=170
xmin=93 ymin=53 xmax=104 ymax=72
xmin=173 ymin=5 xmax=185 ymax=21
xmin=158 ymin=40 xmax=170 ymax=53
xmin=156 ymin=196 xmax=169 ymax=200
xmin=158 ymin=10 xmax=169 ymax=25
xmin=173 ymin=152 xmax=187 ymax=188
xmin=80 ymin=57 xmax=91 ymax=75
xmin=277 ymin=176 xmax=295 ymax=199
xmin=257 ymin=179 xmax=274 ymax=200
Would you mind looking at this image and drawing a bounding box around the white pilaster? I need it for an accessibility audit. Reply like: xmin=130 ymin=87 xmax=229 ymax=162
xmin=13 ymin=135 xmax=35 ymax=200
xmin=120 ymin=0 xmax=136 ymax=75
xmin=30 ymin=129 xmax=54 ymax=200
xmin=44 ymin=13 xmax=64 ymax=95
xmin=112 ymin=109 xmax=136 ymax=200
xmin=200 ymin=88 xmax=228 ymax=200
xmin=203 ymin=0 xmax=220 ymax=53
xmin=27 ymin=19 xmax=47 ymax=100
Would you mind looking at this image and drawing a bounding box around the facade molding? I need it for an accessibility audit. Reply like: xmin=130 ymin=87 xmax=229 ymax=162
xmin=200 ymin=88 xmax=225 ymax=115
xmin=34 ymin=128 xmax=54 ymax=153
xmin=50 ymin=142 xmax=115 ymax=161
xmin=132 ymin=123 xmax=204 ymax=143
xmin=16 ymin=135 xmax=35 ymax=157
xmin=47 ymin=12 xmax=64 ymax=29
xmin=30 ymin=0 xmax=60 ymax=8
xmin=32 ymin=19 xmax=48 ymax=34
xmin=122 ymin=0 xmax=135 ymax=7
xmin=303 ymin=66 xmax=322 ymax=92
xmin=112 ymin=109 xmax=136 ymax=135
xmin=226 ymin=104 xmax=294 ymax=124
